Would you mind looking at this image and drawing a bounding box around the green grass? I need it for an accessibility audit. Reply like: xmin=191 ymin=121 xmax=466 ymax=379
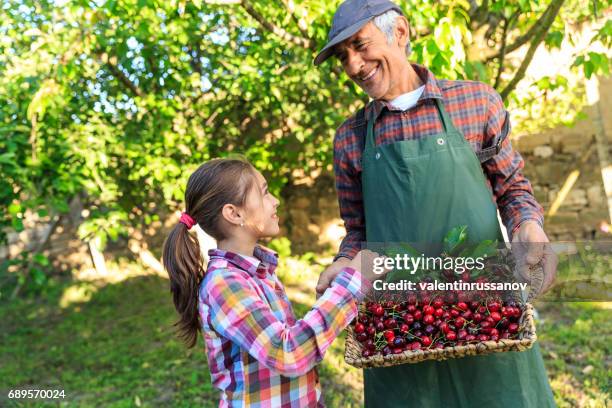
xmin=0 ymin=256 xmax=609 ymax=407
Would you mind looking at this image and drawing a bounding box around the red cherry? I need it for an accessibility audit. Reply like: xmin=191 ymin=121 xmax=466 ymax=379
xmin=489 ymin=328 xmax=499 ymax=337
xmin=384 ymin=318 xmax=397 ymax=329
xmin=409 ymin=341 xmax=422 ymax=351
xmin=490 ymin=312 xmax=502 ymax=322
xmin=423 ymin=314 xmax=435 ymax=325
xmin=421 ymin=336 xmax=432 ymax=347
xmin=434 ymin=308 xmax=444 ymax=318
xmin=375 ymin=322 xmax=385 ymax=331
xmin=473 ymin=313 xmax=483 ymax=323
xmin=490 ymin=334 xmax=499 ymax=341
xmin=359 ymin=314 xmax=370 ymax=324
xmin=423 ymin=305 xmax=435 ymax=315
xmin=457 ymin=329 xmax=467 ymax=340
xmin=433 ymin=297 xmax=444 ymax=308
xmin=477 ymin=306 xmax=487 ymax=314
xmin=457 ymin=302 xmax=468 ymax=311
xmin=407 ymin=304 xmax=416 ymax=313
xmin=403 ymin=313 xmax=414 ymax=325
xmin=450 ymin=309 xmax=460 ymax=318
xmin=480 ymin=321 xmax=493 ymax=330
xmin=367 ymin=326 xmax=376 ymax=336
xmin=454 ymin=317 xmax=466 ymax=328
xmin=508 ymin=323 xmax=519 ymax=333
xmin=393 ymin=347 xmax=404 ymax=354
xmin=400 ymin=323 xmax=410 ymax=333
xmin=355 ymin=323 xmax=365 ymax=334
xmin=383 ymin=330 xmax=395 ymax=341
xmin=413 ymin=310 xmax=423 ymax=321
xmin=446 ymin=331 xmax=457 ymax=341
xmin=477 ymin=334 xmax=490 ymax=341
xmin=440 ymin=322 xmax=450 ymax=334
xmin=487 ymin=301 xmax=501 ymax=312
xmin=374 ymin=305 xmax=384 ymax=316
xmin=356 ymin=332 xmax=368 ymax=342
xmin=465 ymin=334 xmax=476 ymax=342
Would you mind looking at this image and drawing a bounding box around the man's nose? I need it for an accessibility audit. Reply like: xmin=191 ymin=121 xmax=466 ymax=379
xmin=343 ymin=49 xmax=364 ymax=78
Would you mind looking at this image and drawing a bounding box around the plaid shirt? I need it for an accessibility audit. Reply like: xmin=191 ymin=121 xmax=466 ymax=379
xmin=334 ymin=63 xmax=543 ymax=260
xmin=198 ymin=246 xmax=365 ymax=407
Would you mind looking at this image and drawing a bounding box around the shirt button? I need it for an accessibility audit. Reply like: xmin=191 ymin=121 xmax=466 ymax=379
xmin=437 ymin=138 xmax=445 ymax=145
xmin=375 ymin=152 xmax=381 ymax=159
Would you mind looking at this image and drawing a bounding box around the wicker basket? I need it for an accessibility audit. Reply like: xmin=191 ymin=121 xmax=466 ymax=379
xmin=344 ymin=303 xmax=537 ymax=368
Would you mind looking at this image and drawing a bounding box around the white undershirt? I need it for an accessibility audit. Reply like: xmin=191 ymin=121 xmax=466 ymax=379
xmin=389 ymin=85 xmax=425 ymax=111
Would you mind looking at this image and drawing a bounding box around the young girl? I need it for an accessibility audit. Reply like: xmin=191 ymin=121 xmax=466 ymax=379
xmin=162 ymin=158 xmax=384 ymax=407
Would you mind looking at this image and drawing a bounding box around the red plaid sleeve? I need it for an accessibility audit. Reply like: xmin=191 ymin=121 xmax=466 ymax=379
xmin=481 ymin=85 xmax=544 ymax=238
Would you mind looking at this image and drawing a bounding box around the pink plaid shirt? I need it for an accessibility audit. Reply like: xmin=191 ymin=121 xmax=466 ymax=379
xmin=198 ymin=246 xmax=365 ymax=407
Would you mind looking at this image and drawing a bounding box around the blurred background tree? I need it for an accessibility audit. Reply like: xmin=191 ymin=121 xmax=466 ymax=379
xmin=0 ymin=0 xmax=610 ymax=295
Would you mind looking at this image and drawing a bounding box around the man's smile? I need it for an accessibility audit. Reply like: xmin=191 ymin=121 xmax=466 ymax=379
xmin=359 ymin=64 xmax=380 ymax=82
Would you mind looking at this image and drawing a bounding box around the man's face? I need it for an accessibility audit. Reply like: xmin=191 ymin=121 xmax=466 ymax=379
xmin=335 ymin=21 xmax=409 ymax=101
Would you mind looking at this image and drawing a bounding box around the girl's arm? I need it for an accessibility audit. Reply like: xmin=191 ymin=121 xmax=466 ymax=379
xmin=203 ymin=267 xmax=367 ymax=378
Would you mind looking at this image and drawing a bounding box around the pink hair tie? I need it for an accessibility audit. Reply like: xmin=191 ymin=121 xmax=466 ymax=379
xmin=179 ymin=212 xmax=196 ymax=230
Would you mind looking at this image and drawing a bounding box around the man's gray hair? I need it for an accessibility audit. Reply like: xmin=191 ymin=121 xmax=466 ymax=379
xmin=372 ymin=10 xmax=411 ymax=56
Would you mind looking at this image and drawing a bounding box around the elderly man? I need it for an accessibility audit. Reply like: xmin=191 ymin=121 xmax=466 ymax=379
xmin=314 ymin=0 xmax=556 ymax=406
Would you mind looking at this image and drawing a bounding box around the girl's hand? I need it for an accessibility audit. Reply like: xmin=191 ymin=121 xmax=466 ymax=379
xmin=349 ymin=250 xmax=391 ymax=283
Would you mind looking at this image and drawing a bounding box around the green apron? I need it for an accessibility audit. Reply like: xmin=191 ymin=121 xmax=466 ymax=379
xmin=361 ymin=99 xmax=555 ymax=407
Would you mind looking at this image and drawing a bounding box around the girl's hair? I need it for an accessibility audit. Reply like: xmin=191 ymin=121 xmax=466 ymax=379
xmin=162 ymin=158 xmax=258 ymax=347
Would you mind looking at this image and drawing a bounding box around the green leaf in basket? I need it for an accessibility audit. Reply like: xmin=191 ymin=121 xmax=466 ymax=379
xmin=443 ymin=225 xmax=468 ymax=255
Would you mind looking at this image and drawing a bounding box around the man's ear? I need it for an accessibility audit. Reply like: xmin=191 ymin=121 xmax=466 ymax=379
xmin=394 ymin=16 xmax=410 ymax=50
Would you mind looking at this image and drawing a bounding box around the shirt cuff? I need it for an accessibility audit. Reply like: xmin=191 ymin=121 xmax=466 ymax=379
xmin=510 ymin=218 xmax=544 ymax=239
xmin=332 ymin=267 xmax=372 ymax=302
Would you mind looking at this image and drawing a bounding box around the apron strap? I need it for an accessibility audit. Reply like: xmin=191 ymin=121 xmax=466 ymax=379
xmin=364 ymin=102 xmax=384 ymax=151
xmin=351 ymin=106 xmax=367 ymax=152
xmin=433 ymin=98 xmax=457 ymax=134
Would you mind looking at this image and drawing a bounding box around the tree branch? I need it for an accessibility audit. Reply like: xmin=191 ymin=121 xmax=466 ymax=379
xmin=484 ymin=0 xmax=557 ymax=62
xmin=494 ymin=11 xmax=518 ymax=89
xmin=240 ymin=0 xmax=314 ymax=49
xmin=98 ymin=53 xmax=145 ymax=97
xmin=277 ymin=0 xmax=311 ymax=40
xmin=500 ymin=0 xmax=565 ymax=100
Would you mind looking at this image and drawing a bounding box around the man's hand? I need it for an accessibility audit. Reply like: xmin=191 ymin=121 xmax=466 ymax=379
xmin=316 ymin=257 xmax=352 ymax=298
xmin=512 ymin=221 xmax=557 ymax=296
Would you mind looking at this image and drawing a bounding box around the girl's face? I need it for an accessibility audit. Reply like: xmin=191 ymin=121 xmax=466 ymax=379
xmin=242 ymin=170 xmax=280 ymax=238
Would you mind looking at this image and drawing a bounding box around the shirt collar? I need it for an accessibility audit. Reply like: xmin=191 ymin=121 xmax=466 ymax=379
xmin=365 ymin=63 xmax=443 ymax=119
xmin=208 ymin=245 xmax=278 ymax=279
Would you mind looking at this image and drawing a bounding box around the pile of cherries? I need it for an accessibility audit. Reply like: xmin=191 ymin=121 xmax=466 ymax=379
xmin=354 ymin=294 xmax=524 ymax=358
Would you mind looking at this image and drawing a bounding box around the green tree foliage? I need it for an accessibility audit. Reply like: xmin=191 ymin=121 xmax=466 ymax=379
xmin=0 ymin=0 xmax=610 ymax=290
